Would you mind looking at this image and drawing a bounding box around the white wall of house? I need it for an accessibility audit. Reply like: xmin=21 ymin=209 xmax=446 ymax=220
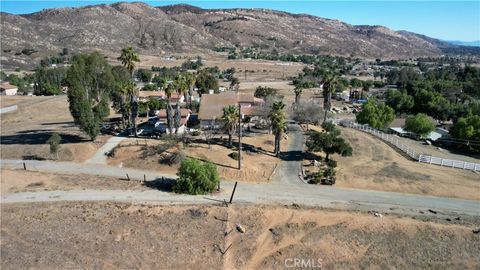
xmin=1 ymin=87 xmax=18 ymax=95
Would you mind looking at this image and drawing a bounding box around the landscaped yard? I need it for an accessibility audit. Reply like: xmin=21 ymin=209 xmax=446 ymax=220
xmin=106 ymin=132 xmax=287 ymax=183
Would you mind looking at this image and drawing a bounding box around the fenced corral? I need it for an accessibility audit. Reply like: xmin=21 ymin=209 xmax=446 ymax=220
xmin=340 ymin=120 xmax=480 ymax=172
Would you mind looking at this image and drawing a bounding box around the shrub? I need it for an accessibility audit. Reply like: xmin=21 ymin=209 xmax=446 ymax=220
xmin=321 ymin=167 xmax=336 ymax=185
xmin=228 ymin=152 xmax=241 ymax=160
xmin=173 ymin=159 xmax=220 ymax=195
xmin=160 ymin=150 xmax=186 ymax=166
xmin=326 ymin=159 xmax=337 ymax=168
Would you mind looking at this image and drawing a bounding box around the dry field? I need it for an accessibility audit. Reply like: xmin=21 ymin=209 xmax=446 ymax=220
xmin=333 ymin=127 xmax=480 ymax=200
xmin=0 ymin=169 xmax=146 ymax=195
xmin=0 ymin=96 xmax=109 ymax=162
xmin=1 ymin=202 xmax=479 ymax=269
xmin=106 ymin=133 xmax=284 ymax=183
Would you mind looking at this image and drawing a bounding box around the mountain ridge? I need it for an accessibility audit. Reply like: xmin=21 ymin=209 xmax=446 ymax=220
xmin=1 ymin=2 xmax=478 ymax=68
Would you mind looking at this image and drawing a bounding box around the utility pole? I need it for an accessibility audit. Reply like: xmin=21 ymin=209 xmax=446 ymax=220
xmin=238 ymin=103 xmax=242 ymax=170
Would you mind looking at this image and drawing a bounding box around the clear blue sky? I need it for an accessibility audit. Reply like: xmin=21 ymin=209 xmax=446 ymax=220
xmin=1 ymin=1 xmax=479 ymax=41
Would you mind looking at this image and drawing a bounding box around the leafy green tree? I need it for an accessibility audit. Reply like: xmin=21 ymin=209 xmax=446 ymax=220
xmin=450 ymin=115 xmax=480 ymax=153
xmin=230 ymin=76 xmax=240 ymax=91
xmin=361 ymin=80 xmax=373 ymax=99
xmin=254 ymin=86 xmax=278 ymax=98
xmin=33 ymin=66 xmax=66 ymax=95
xmin=136 ymin=69 xmax=153 ymax=83
xmin=196 ymin=70 xmax=218 ymax=95
xmin=173 ymin=159 xmax=220 ymax=195
xmin=404 ymin=113 xmax=436 ymax=138
xmin=66 ymin=52 xmax=114 ymax=141
xmin=146 ymin=97 xmax=166 ymax=111
xmin=47 ymin=133 xmax=61 ymax=159
xmin=356 ymin=100 xmax=395 ymax=129
xmin=222 ymin=105 xmax=239 ymax=147
xmin=306 ymin=127 xmax=352 ymax=161
xmin=181 ymin=57 xmax=203 ymax=70
xmin=269 ymin=101 xmax=287 ymax=157
xmin=385 ymin=89 xmax=414 ymax=114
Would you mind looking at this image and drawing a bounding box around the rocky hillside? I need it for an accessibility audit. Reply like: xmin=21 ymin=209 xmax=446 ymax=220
xmin=0 ymin=2 xmax=476 ymax=68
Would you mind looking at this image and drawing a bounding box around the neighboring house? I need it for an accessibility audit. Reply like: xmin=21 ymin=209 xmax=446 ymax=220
xmin=152 ymin=108 xmax=191 ymax=134
xmin=138 ymin=91 xmax=185 ymax=104
xmin=389 ymin=117 xmax=449 ymax=141
xmin=0 ymin=82 xmax=18 ymax=96
xmin=198 ymin=92 xmax=265 ymax=128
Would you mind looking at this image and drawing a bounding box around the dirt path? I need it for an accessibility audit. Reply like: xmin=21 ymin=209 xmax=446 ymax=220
xmin=85 ymin=136 xmax=126 ymax=165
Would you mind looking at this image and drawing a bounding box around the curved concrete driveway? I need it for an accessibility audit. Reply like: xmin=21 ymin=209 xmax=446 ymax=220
xmin=1 ymin=159 xmax=479 ymax=217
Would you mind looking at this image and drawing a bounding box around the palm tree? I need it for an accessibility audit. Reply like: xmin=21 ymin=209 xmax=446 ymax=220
xmin=294 ymin=86 xmax=303 ymax=105
xmin=183 ymin=72 xmax=196 ymax=105
xmin=118 ymin=47 xmax=140 ymax=136
xmin=118 ymin=47 xmax=140 ymax=79
xmin=269 ymin=101 xmax=287 ymax=157
xmin=117 ymin=81 xmax=135 ymax=129
xmin=222 ymin=105 xmax=239 ymax=147
xmin=322 ymin=73 xmax=337 ymax=123
xmin=174 ymin=75 xmax=188 ymax=135
xmin=164 ymin=82 xmax=175 ymax=134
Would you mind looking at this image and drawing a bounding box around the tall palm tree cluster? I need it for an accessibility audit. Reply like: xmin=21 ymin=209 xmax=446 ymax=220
xmin=118 ymin=47 xmax=140 ymax=136
xmin=164 ymin=73 xmax=197 ymax=135
xmin=117 ymin=46 xmax=198 ymax=136
xmin=269 ymin=101 xmax=287 ymax=157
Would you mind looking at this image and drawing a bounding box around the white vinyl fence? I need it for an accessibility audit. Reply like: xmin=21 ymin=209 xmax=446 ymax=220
xmin=0 ymin=105 xmax=17 ymax=114
xmin=341 ymin=121 xmax=480 ymax=172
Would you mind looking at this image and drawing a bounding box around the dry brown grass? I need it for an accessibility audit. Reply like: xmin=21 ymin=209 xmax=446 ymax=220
xmin=0 ymin=169 xmax=146 ymax=195
xmin=333 ymin=127 xmax=480 ymax=200
xmin=1 ymin=203 xmax=479 ymax=269
xmin=0 ymin=95 xmax=109 ymax=162
xmin=107 ymin=133 xmax=284 ymax=183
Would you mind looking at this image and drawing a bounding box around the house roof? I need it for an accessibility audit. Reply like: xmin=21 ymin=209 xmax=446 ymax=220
xmin=139 ymin=91 xmax=183 ymax=100
xmin=389 ymin=118 xmax=406 ymax=128
xmin=198 ymin=92 xmax=264 ymax=120
xmin=157 ymin=108 xmax=191 ymax=125
xmin=139 ymin=91 xmax=165 ymax=99
xmin=0 ymin=82 xmax=17 ymax=90
xmin=157 ymin=108 xmax=191 ymax=118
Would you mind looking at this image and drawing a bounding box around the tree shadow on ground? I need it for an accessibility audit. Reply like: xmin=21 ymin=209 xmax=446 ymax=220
xmin=40 ymin=121 xmax=75 ymax=126
xmin=22 ymin=155 xmax=47 ymax=160
xmin=0 ymin=130 xmax=87 ymax=145
xmin=142 ymin=177 xmax=176 ymax=192
xmin=279 ymin=150 xmax=305 ymax=161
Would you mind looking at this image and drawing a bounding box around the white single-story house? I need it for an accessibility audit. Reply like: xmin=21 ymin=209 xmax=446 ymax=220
xmin=0 ymin=82 xmax=18 ymax=96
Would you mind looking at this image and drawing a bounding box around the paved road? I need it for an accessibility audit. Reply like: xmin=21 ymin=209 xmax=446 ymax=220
xmin=1 ymin=159 xmax=479 ymax=217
